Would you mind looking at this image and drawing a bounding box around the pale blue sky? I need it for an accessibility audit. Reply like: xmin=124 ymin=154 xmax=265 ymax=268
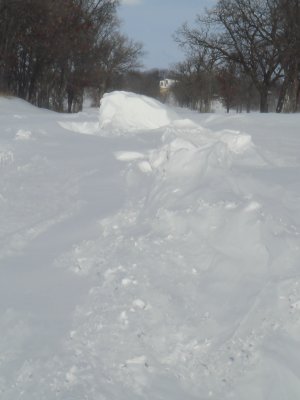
xmin=118 ymin=0 xmax=213 ymax=70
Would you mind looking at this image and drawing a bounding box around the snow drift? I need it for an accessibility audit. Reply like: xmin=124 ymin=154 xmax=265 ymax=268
xmin=99 ymin=91 xmax=178 ymax=133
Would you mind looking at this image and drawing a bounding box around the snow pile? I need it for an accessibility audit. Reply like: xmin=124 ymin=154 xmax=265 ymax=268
xmin=115 ymin=118 xmax=257 ymax=183
xmin=0 ymin=96 xmax=39 ymax=115
xmin=58 ymin=119 xmax=99 ymax=135
xmin=15 ymin=129 xmax=33 ymax=141
xmin=151 ymin=127 xmax=254 ymax=173
xmin=99 ymin=91 xmax=178 ymax=133
xmin=0 ymin=145 xmax=14 ymax=167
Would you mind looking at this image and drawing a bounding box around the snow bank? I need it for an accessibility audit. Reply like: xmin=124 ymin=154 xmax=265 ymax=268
xmin=0 ymin=95 xmax=52 ymax=116
xmin=99 ymin=91 xmax=178 ymax=133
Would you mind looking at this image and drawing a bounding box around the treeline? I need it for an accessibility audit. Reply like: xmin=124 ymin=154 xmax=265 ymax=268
xmin=0 ymin=0 xmax=142 ymax=112
xmin=173 ymin=0 xmax=300 ymax=113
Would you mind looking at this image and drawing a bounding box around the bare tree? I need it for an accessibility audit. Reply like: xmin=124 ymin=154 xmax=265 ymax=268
xmin=0 ymin=0 xmax=143 ymax=112
xmin=275 ymin=0 xmax=300 ymax=112
xmin=216 ymin=62 xmax=239 ymax=113
xmin=116 ymin=69 xmax=160 ymax=99
xmin=171 ymin=48 xmax=218 ymax=112
xmin=175 ymin=0 xmax=284 ymax=112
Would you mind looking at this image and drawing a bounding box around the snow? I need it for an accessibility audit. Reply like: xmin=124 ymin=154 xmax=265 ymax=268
xmin=99 ymin=91 xmax=179 ymax=133
xmin=1 ymin=91 xmax=300 ymax=399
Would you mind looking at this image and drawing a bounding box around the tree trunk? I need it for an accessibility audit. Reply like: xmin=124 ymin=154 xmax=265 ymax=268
xmin=246 ymin=100 xmax=251 ymax=113
xmin=259 ymin=88 xmax=269 ymax=113
xmin=57 ymin=67 xmax=66 ymax=112
xmin=276 ymin=79 xmax=288 ymax=113
xmin=277 ymin=63 xmax=299 ymax=113
xmin=291 ymin=77 xmax=300 ymax=112
xmin=295 ymin=81 xmax=300 ymax=112
xmin=28 ymin=72 xmax=38 ymax=104
xmin=67 ymin=88 xmax=74 ymax=113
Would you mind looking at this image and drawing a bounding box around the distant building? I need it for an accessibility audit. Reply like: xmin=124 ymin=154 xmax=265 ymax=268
xmin=159 ymin=78 xmax=177 ymax=105
xmin=159 ymin=78 xmax=176 ymax=93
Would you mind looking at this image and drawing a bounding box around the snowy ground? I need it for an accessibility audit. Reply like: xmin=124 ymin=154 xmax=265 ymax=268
xmin=1 ymin=92 xmax=300 ymax=399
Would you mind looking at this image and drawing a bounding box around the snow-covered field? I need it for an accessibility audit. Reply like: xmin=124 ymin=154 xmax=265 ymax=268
xmin=1 ymin=92 xmax=300 ymax=399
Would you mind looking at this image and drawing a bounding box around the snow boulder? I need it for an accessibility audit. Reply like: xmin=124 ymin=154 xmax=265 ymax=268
xmin=99 ymin=91 xmax=178 ymax=133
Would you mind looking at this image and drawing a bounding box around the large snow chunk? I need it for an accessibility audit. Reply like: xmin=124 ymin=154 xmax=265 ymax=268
xmin=99 ymin=91 xmax=178 ymax=133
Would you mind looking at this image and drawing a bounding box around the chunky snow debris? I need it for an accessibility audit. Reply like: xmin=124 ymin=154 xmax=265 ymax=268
xmin=15 ymin=129 xmax=33 ymax=141
xmin=99 ymin=91 xmax=178 ymax=133
xmin=0 ymin=145 xmax=14 ymax=167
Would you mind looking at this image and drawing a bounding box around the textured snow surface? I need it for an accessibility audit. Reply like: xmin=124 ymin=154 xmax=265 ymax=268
xmin=1 ymin=93 xmax=300 ymax=399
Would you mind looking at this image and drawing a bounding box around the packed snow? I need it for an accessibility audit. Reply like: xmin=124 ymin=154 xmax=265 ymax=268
xmin=1 ymin=92 xmax=300 ymax=399
xmin=99 ymin=91 xmax=179 ymax=133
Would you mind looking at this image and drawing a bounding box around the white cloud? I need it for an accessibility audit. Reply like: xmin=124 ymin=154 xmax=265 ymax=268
xmin=121 ymin=0 xmax=142 ymax=5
